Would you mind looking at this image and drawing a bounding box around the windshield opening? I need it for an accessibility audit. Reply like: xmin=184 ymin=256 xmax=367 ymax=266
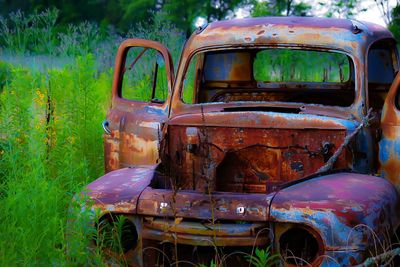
xmin=181 ymin=48 xmax=355 ymax=107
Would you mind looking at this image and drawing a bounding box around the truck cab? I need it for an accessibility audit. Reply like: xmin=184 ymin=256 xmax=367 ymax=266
xmin=87 ymin=17 xmax=400 ymax=266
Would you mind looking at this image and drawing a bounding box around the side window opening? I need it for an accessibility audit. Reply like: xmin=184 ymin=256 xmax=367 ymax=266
xmin=182 ymin=53 xmax=204 ymax=104
xmin=368 ymin=39 xmax=398 ymax=111
xmin=120 ymin=47 xmax=168 ymax=103
xmin=181 ymin=48 xmax=355 ymax=107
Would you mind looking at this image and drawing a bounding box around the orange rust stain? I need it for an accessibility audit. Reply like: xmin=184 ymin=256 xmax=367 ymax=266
xmin=122 ymin=133 xmax=159 ymax=165
xmin=382 ymin=156 xmax=400 ymax=188
xmin=298 ymin=207 xmax=317 ymax=216
xmin=381 ymin=125 xmax=399 ymax=140
xmin=382 ymin=107 xmax=400 ymax=129
xmin=111 ymin=130 xmax=120 ymax=139
xmin=108 ymin=152 xmax=119 ymax=171
xmin=229 ymin=65 xmax=250 ymax=81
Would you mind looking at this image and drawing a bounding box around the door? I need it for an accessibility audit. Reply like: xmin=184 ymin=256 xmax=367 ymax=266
xmin=103 ymin=39 xmax=174 ymax=173
xmin=379 ymin=72 xmax=400 ymax=189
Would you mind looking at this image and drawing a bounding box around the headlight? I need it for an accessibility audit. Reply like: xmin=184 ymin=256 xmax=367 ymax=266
xmin=279 ymin=226 xmax=320 ymax=265
xmin=95 ymin=214 xmax=138 ymax=254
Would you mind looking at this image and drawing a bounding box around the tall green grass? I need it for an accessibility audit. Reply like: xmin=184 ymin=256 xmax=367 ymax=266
xmin=0 ymin=7 xmax=185 ymax=266
xmin=0 ymin=55 xmax=111 ymax=265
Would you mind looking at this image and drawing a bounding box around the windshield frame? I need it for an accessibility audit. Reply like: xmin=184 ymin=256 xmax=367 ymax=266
xmin=170 ymin=44 xmax=362 ymax=120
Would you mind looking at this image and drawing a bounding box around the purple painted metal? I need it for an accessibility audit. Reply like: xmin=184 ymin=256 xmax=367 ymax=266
xmin=87 ymin=166 xmax=156 ymax=214
xmin=270 ymin=173 xmax=400 ymax=265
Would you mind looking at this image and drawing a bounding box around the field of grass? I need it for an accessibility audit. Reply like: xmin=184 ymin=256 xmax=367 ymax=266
xmin=0 ymin=9 xmax=184 ymax=266
xmin=0 ymin=55 xmax=111 ymax=265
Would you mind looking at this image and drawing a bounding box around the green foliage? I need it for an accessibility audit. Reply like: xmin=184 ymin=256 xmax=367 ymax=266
xmin=252 ymin=0 xmax=311 ymax=17
xmin=320 ymin=0 xmax=365 ymax=19
xmin=253 ymin=49 xmax=350 ymax=83
xmin=127 ymin=11 xmax=185 ymax=64
xmin=0 ymin=8 xmax=59 ymax=54
xmin=0 ymin=0 xmax=157 ymax=32
xmin=389 ymin=4 xmax=400 ymax=42
xmin=245 ymin=247 xmax=281 ymax=267
xmin=199 ymin=259 xmax=217 ymax=267
xmin=0 ymin=8 xmax=110 ymax=57
xmin=118 ymin=0 xmax=157 ymax=31
xmin=57 ymin=21 xmax=104 ymax=56
xmin=0 ymin=55 xmax=111 ymax=265
xmin=161 ymin=0 xmax=202 ymax=36
xmin=0 ymin=61 xmax=12 ymax=90
xmin=0 ymin=7 xmax=187 ymax=265
xmin=0 ymin=0 xmax=246 ymax=36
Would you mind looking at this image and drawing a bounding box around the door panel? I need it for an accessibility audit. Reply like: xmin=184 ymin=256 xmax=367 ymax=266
xmin=104 ymin=39 xmax=174 ymax=173
xmin=380 ymin=72 xmax=400 ymax=189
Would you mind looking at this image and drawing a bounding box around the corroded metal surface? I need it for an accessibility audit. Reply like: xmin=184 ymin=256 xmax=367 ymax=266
xmin=380 ymin=72 xmax=400 ymax=189
xmin=86 ymin=168 xmax=400 ymax=266
xmin=270 ymin=173 xmax=400 ymax=265
xmin=86 ymin=166 xmax=155 ymax=214
xmin=166 ymin=118 xmax=351 ymax=193
xmin=85 ymin=16 xmax=400 ymax=266
xmin=104 ymin=39 xmax=174 ymax=172
xmin=142 ymin=218 xmax=270 ymax=246
xmin=137 ymin=187 xmax=272 ymax=221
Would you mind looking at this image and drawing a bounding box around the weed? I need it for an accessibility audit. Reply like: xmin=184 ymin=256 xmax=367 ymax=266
xmin=0 ymin=60 xmax=12 ymax=90
xmin=245 ymin=247 xmax=281 ymax=267
xmin=0 ymin=8 xmax=59 ymax=54
xmin=199 ymin=259 xmax=217 ymax=267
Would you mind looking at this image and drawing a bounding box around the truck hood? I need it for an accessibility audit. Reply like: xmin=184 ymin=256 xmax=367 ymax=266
xmin=168 ymin=111 xmax=358 ymax=130
xmin=165 ymin=111 xmax=358 ymax=194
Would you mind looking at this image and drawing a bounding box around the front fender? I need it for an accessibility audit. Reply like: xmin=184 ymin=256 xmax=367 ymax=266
xmin=86 ymin=166 xmax=156 ymax=215
xmin=270 ymin=172 xmax=400 ymax=265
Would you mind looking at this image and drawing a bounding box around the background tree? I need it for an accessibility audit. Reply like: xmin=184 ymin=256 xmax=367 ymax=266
xmin=319 ymin=0 xmax=365 ymax=19
xmin=161 ymin=0 xmax=245 ymax=37
xmin=389 ymin=2 xmax=400 ymax=41
xmin=374 ymin=0 xmax=397 ymax=26
xmin=252 ymin=0 xmax=311 ymax=17
xmin=0 ymin=0 xmax=157 ymax=32
xmin=160 ymin=0 xmax=202 ymax=37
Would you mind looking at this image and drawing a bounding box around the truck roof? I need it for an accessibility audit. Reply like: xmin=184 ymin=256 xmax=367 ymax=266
xmin=185 ymin=16 xmax=394 ymax=54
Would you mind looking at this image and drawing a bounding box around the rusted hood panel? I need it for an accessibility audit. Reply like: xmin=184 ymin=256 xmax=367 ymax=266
xmin=168 ymin=111 xmax=358 ymax=130
xmin=270 ymin=172 xmax=400 ymax=247
xmin=166 ymin=111 xmax=356 ymax=194
xmin=86 ymin=166 xmax=155 ymax=214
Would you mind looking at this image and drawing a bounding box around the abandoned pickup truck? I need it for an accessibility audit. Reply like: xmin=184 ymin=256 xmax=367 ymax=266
xmin=84 ymin=17 xmax=400 ymax=266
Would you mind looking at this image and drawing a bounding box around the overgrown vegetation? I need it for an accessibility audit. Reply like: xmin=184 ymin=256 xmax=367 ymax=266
xmin=0 ymin=55 xmax=110 ymax=265
xmin=0 ymin=8 xmax=184 ymax=266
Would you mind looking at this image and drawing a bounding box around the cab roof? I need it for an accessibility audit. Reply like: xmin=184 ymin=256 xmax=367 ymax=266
xmin=185 ymin=16 xmax=394 ymax=54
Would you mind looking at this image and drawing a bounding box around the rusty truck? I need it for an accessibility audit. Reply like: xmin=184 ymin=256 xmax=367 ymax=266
xmin=82 ymin=17 xmax=400 ymax=266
